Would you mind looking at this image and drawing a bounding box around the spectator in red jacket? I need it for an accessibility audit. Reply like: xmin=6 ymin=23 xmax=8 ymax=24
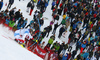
xmin=44 ymin=44 xmax=50 ymax=52
xmin=56 ymin=0 xmax=60 ymax=7
xmin=63 ymin=7 xmax=67 ymax=15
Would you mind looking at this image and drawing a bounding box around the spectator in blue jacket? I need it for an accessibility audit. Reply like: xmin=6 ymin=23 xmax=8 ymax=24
xmin=23 ymin=18 xmax=27 ymax=28
xmin=73 ymin=23 xmax=77 ymax=30
xmin=81 ymin=43 xmax=86 ymax=48
xmin=51 ymin=0 xmax=56 ymax=10
xmin=0 ymin=0 xmax=3 ymax=10
xmin=76 ymin=41 xmax=81 ymax=50
xmin=80 ymin=42 xmax=86 ymax=53
xmin=45 ymin=1 xmax=48 ymax=9
xmin=86 ymin=57 xmax=90 ymax=60
xmin=17 ymin=21 xmax=24 ymax=30
xmin=83 ymin=52 xmax=89 ymax=59
xmin=62 ymin=53 xmax=68 ymax=60
xmin=7 ymin=0 xmax=14 ymax=9
xmin=5 ymin=17 xmax=10 ymax=25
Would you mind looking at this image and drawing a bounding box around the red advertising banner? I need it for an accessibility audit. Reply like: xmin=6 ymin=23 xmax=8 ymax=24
xmin=34 ymin=45 xmax=46 ymax=59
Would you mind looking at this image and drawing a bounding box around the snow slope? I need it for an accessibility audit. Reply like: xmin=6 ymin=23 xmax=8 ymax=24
xmin=0 ymin=24 xmax=43 ymax=60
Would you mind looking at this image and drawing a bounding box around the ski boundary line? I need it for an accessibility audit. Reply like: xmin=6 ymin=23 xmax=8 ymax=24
xmin=2 ymin=35 xmax=14 ymax=40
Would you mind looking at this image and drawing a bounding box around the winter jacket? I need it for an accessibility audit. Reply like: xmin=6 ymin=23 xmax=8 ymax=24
xmin=90 ymin=24 xmax=93 ymax=29
xmin=17 ymin=23 xmax=24 ymax=29
xmin=59 ymin=27 xmax=65 ymax=33
xmin=3 ymin=13 xmax=7 ymax=17
xmin=72 ymin=50 xmax=77 ymax=58
xmin=37 ymin=0 xmax=41 ymax=5
xmin=58 ymin=8 xmax=62 ymax=15
xmin=85 ymin=40 xmax=89 ymax=45
xmin=60 ymin=49 xmax=66 ymax=56
xmin=0 ymin=1 xmax=3 ymax=9
xmin=27 ymin=2 xmax=32 ymax=7
xmin=54 ymin=23 xmax=59 ymax=30
xmin=68 ymin=53 xmax=71 ymax=60
xmin=9 ymin=0 xmax=14 ymax=4
xmin=31 ymin=5 xmax=34 ymax=10
xmin=52 ymin=1 xmax=55 ymax=6
xmin=95 ymin=35 xmax=98 ymax=41
xmin=18 ymin=18 xmax=24 ymax=24
xmin=76 ymin=21 xmax=82 ymax=25
xmin=56 ymin=15 xmax=59 ymax=20
xmin=55 ymin=45 xmax=60 ymax=51
xmin=9 ymin=10 xmax=14 ymax=17
xmin=62 ymin=53 xmax=68 ymax=60
xmin=83 ymin=52 xmax=89 ymax=58
xmin=90 ymin=37 xmax=95 ymax=41
xmin=9 ymin=20 xmax=15 ymax=27
xmin=52 ymin=42 xmax=57 ymax=49
xmin=74 ymin=3 xmax=78 ymax=7
xmin=86 ymin=58 xmax=90 ymax=60
xmin=61 ymin=19 xmax=66 ymax=25
xmin=5 ymin=19 xmax=10 ymax=25
xmin=15 ymin=11 xmax=21 ymax=19
xmin=23 ymin=20 xmax=27 ymax=27
xmin=50 ymin=21 xmax=54 ymax=25
xmin=30 ymin=20 xmax=34 ymax=25
xmin=41 ymin=31 xmax=46 ymax=38
xmin=45 ymin=2 xmax=48 ymax=7
xmin=56 ymin=0 xmax=59 ymax=4
xmin=39 ymin=19 xmax=44 ymax=26
xmin=73 ymin=24 xmax=77 ymax=29
xmin=48 ymin=25 xmax=52 ymax=31
xmin=76 ymin=41 xmax=81 ymax=46
xmin=64 ymin=7 xmax=67 ymax=13
xmin=58 ymin=45 xmax=64 ymax=54
xmin=81 ymin=44 xmax=86 ymax=48
xmin=48 ymin=38 xmax=54 ymax=44
xmin=59 ymin=3 xmax=63 ymax=7
xmin=44 ymin=25 xmax=52 ymax=33
xmin=65 ymin=16 xmax=69 ymax=20
xmin=44 ymin=45 xmax=50 ymax=52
